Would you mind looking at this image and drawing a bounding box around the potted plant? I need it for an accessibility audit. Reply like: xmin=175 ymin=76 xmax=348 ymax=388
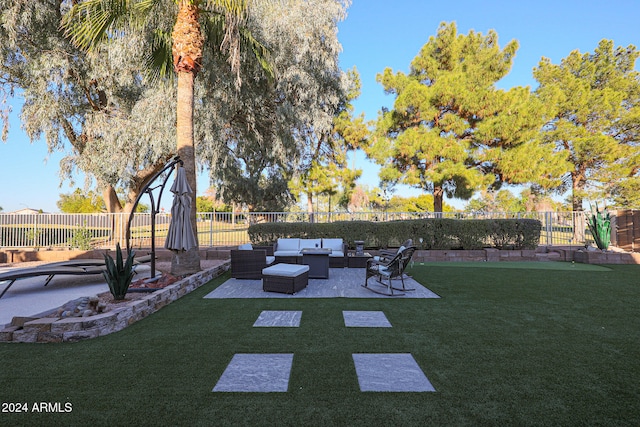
xmin=103 ymin=243 xmax=135 ymax=300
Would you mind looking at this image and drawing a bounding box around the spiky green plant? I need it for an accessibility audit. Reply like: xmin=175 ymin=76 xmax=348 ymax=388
xmin=586 ymin=203 xmax=611 ymax=250
xmin=103 ymin=243 xmax=136 ymax=300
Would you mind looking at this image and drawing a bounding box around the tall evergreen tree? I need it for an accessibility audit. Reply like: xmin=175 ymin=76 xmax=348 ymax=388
xmin=369 ymin=22 xmax=566 ymax=212
xmin=534 ymin=39 xmax=640 ymax=210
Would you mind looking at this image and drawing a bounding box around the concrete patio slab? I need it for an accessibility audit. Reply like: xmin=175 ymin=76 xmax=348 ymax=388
xmin=352 ymin=353 xmax=435 ymax=392
xmin=253 ymin=310 xmax=302 ymax=327
xmin=343 ymin=311 xmax=392 ymax=327
xmin=204 ymin=268 xmax=440 ymax=299
xmin=0 ymin=267 xmax=115 ymax=327
xmin=212 ymin=353 xmax=294 ymax=392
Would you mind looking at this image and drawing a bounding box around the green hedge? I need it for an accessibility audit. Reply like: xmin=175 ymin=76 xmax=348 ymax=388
xmin=248 ymin=218 xmax=541 ymax=250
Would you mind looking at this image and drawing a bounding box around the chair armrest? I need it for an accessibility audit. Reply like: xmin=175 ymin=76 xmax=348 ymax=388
xmin=379 ymin=248 xmax=397 ymax=257
xmin=252 ymin=245 xmax=274 ymax=256
xmin=367 ymin=257 xmax=387 ymax=268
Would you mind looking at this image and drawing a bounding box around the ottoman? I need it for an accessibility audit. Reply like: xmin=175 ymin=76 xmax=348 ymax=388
xmin=262 ymin=263 xmax=309 ymax=294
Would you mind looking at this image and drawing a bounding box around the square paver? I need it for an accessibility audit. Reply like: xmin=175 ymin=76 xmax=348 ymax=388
xmin=253 ymin=310 xmax=302 ymax=327
xmin=213 ymin=353 xmax=294 ymax=392
xmin=343 ymin=311 xmax=392 ymax=327
xmin=352 ymin=353 xmax=435 ymax=392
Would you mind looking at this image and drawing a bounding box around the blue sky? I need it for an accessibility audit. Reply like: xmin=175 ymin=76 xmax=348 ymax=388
xmin=1 ymin=0 xmax=638 ymax=213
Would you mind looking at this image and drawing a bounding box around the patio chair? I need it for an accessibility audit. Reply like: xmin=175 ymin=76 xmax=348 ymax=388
xmin=377 ymin=239 xmax=413 ymax=263
xmin=363 ymin=246 xmax=416 ymax=296
xmin=230 ymin=245 xmax=275 ymax=279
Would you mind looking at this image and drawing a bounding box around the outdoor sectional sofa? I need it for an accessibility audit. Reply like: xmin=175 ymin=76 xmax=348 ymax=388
xmin=273 ymin=238 xmax=347 ymax=268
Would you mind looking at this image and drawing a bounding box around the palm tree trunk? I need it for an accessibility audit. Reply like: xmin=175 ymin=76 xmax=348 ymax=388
xmin=173 ymin=69 xmax=201 ymax=275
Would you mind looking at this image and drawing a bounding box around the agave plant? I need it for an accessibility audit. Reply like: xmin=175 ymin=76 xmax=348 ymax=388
xmin=586 ymin=203 xmax=611 ymax=250
xmin=103 ymin=243 xmax=136 ymax=300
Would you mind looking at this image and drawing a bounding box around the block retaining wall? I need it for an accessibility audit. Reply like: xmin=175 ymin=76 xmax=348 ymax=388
xmin=407 ymin=247 xmax=640 ymax=264
xmin=0 ymin=261 xmax=230 ymax=343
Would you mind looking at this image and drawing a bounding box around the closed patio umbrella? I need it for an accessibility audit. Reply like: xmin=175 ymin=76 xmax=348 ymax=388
xmin=164 ymin=167 xmax=197 ymax=252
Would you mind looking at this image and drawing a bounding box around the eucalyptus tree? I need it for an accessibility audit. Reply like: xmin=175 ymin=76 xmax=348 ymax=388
xmin=0 ymin=1 xmax=176 ymax=214
xmin=63 ymin=0 xmax=273 ymax=274
xmin=369 ymin=22 xmax=568 ymax=213
xmin=534 ymin=40 xmax=640 ymax=210
xmin=196 ymin=0 xmax=355 ymax=214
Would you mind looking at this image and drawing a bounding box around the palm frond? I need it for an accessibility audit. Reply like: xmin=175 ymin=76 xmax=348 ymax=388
xmin=61 ymin=0 xmax=155 ymax=51
xmin=148 ymin=28 xmax=174 ymax=80
xmin=204 ymin=0 xmax=251 ymax=16
xmin=202 ymin=12 xmax=226 ymax=51
xmin=202 ymin=9 xmax=274 ymax=82
xmin=240 ymin=26 xmax=275 ymax=81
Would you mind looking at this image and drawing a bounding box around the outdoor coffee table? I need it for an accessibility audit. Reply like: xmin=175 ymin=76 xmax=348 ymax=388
xmin=300 ymin=248 xmax=332 ymax=279
xmin=347 ymin=252 xmax=372 ymax=268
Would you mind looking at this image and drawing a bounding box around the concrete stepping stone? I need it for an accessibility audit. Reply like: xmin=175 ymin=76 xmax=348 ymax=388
xmin=352 ymin=353 xmax=435 ymax=392
xmin=253 ymin=310 xmax=302 ymax=327
xmin=343 ymin=311 xmax=392 ymax=327
xmin=212 ymin=353 xmax=294 ymax=392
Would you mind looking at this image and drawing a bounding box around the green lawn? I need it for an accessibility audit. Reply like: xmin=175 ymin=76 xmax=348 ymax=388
xmin=1 ymin=263 xmax=639 ymax=426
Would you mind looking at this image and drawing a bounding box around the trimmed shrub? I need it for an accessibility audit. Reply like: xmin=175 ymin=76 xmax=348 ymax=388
xmin=248 ymin=218 xmax=541 ymax=250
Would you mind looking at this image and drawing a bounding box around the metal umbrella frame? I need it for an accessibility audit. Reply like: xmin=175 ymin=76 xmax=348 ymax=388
xmin=126 ymin=156 xmax=183 ymax=279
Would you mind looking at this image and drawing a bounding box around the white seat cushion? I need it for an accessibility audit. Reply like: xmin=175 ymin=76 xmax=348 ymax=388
xmin=266 ymin=256 xmax=276 ymax=265
xmin=238 ymin=243 xmax=253 ymax=250
xmin=262 ymin=263 xmax=309 ymax=277
xmin=277 ymin=238 xmax=300 ymax=251
xmin=322 ymin=238 xmax=343 ymax=252
xmin=329 ymin=251 xmax=344 ymax=258
xmin=378 ymin=266 xmax=392 ymax=277
xmin=299 ymin=238 xmax=322 ymax=249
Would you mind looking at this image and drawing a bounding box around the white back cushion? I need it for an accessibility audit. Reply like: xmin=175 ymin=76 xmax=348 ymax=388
xmin=277 ymin=238 xmax=300 ymax=251
xmin=322 ymin=238 xmax=343 ymax=251
xmin=299 ymin=238 xmax=322 ymax=249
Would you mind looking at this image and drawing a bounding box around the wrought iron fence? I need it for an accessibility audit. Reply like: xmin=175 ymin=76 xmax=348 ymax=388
xmin=0 ymin=210 xmax=590 ymax=250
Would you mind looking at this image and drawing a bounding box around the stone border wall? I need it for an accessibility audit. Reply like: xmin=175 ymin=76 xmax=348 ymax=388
xmin=407 ymin=247 xmax=640 ymax=264
xmin=0 ymin=261 xmax=230 ymax=343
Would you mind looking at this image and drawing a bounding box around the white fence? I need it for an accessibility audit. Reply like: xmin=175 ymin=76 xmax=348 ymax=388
xmin=0 ymin=210 xmax=590 ymax=249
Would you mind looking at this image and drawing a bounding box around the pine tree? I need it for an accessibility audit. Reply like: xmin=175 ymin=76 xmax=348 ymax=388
xmin=534 ymin=39 xmax=640 ymax=210
xmin=369 ymin=22 xmax=567 ymax=212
